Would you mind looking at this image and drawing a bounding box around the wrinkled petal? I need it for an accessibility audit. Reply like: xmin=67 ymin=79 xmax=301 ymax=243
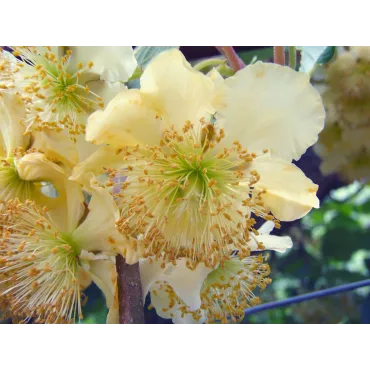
xmin=139 ymin=258 xmax=163 ymax=300
xmin=254 ymin=234 xmax=293 ymax=253
xmin=140 ymin=258 xmax=212 ymax=311
xmin=70 ymin=145 xmax=124 ymax=185
xmin=16 ymin=152 xmax=66 ymax=183
xmin=73 ymin=174 xmax=126 ymax=255
xmin=32 ymin=129 xmax=79 ymax=166
xmin=150 ymin=282 xmax=175 ymax=320
xmin=140 ymin=49 xmax=215 ymax=130
xmin=172 ymin=310 xmax=206 ymax=324
xmin=106 ymin=287 xmax=119 ymax=324
xmin=86 ymin=89 xmax=163 ymax=148
xmin=0 ymin=92 xmax=30 ymax=157
xmin=82 ymin=258 xmax=118 ymax=323
xmin=208 ymin=68 xmax=227 ymax=111
xmin=250 ymin=155 xmax=319 ymax=221
xmin=69 ymin=46 xmax=137 ymax=83
xmin=87 ymin=80 xmax=126 ymax=106
xmin=257 ymin=220 xmax=275 ymax=235
xmin=217 ymin=62 xmax=325 ymax=161
xmin=248 ymin=220 xmax=293 ymax=253
xmin=16 ymin=152 xmax=85 ymax=232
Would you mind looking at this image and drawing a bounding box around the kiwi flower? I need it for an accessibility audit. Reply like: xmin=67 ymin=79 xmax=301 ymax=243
xmin=73 ymin=49 xmax=324 ymax=268
xmin=140 ymin=221 xmax=292 ymax=324
xmin=0 ymin=91 xmax=75 ymax=206
xmin=0 ymin=179 xmax=125 ymax=323
xmin=314 ymin=47 xmax=370 ymax=182
xmin=0 ymin=46 xmax=137 ymax=138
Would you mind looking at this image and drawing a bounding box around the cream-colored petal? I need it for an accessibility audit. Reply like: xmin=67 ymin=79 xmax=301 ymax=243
xmin=139 ymin=258 xmax=163 ymax=300
xmin=86 ymin=89 xmax=163 ymax=148
xmin=31 ymin=129 xmax=78 ymax=166
xmin=140 ymin=258 xmax=212 ymax=311
xmin=32 ymin=128 xmax=101 ymax=167
xmin=69 ymin=46 xmax=137 ymax=83
xmin=16 ymin=152 xmax=65 ymax=182
xmin=106 ymin=287 xmax=119 ymax=324
xmin=0 ymin=92 xmax=29 ymax=157
xmin=123 ymin=237 xmax=146 ymax=265
xmin=208 ymin=68 xmax=227 ymax=111
xmin=16 ymin=152 xmax=85 ymax=232
xmin=87 ymin=80 xmax=126 ymax=106
xmin=217 ymin=62 xmax=325 ymax=161
xmin=82 ymin=258 xmax=118 ymax=322
xmin=251 ymin=155 xmax=319 ymax=221
xmin=162 ymin=259 xmax=212 ymax=311
xmin=255 ymin=234 xmax=293 ymax=253
xmin=149 ymin=282 xmax=176 ymax=320
xmin=257 ymin=220 xmax=275 ymax=235
xmin=248 ymin=220 xmax=292 ymax=253
xmin=73 ymin=174 xmax=124 ymax=255
xmin=140 ymin=49 xmax=215 ymax=130
xmin=172 ymin=310 xmax=205 ymax=324
xmin=70 ymin=145 xmax=123 ymax=185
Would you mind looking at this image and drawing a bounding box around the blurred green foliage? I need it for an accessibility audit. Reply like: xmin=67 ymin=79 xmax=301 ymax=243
xmin=244 ymin=182 xmax=370 ymax=324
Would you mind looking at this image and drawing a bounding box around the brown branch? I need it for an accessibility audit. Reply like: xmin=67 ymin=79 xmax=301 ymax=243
xmin=215 ymin=46 xmax=245 ymax=72
xmin=115 ymin=255 xmax=145 ymax=324
xmin=273 ymin=46 xmax=285 ymax=66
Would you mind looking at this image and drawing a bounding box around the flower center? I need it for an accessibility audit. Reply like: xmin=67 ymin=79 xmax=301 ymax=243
xmin=9 ymin=47 xmax=104 ymax=138
xmin=113 ymin=122 xmax=277 ymax=268
xmin=0 ymin=157 xmax=38 ymax=202
xmin=0 ymin=199 xmax=84 ymax=323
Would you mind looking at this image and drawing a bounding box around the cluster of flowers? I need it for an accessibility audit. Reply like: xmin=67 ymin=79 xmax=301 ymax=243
xmin=314 ymin=47 xmax=370 ymax=182
xmin=0 ymin=46 xmax=324 ymax=323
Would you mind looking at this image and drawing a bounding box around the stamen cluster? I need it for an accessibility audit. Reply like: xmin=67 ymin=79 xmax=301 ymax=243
xmin=112 ymin=120 xmax=278 ymax=268
xmin=0 ymin=199 xmax=84 ymax=323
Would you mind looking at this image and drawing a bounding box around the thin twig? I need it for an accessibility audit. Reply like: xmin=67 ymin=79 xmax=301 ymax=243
xmin=115 ymin=255 xmax=145 ymax=324
xmin=273 ymin=46 xmax=285 ymax=66
xmin=215 ymin=46 xmax=245 ymax=72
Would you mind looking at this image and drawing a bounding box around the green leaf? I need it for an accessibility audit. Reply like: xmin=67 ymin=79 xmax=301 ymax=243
xmin=134 ymin=46 xmax=179 ymax=68
xmin=317 ymin=46 xmax=336 ymax=64
xmin=298 ymin=46 xmax=335 ymax=75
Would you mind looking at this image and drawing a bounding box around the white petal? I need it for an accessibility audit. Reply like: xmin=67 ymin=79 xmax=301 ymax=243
xmin=139 ymin=258 xmax=163 ymax=300
xmin=87 ymin=80 xmax=126 ymax=106
xmin=172 ymin=310 xmax=205 ymax=324
xmin=140 ymin=258 xmax=212 ymax=311
xmin=82 ymin=259 xmax=118 ymax=322
xmin=163 ymin=259 xmax=212 ymax=311
xmin=150 ymin=283 xmax=175 ymax=320
xmin=16 ymin=152 xmax=85 ymax=232
xmin=208 ymin=68 xmax=227 ymax=111
xmin=140 ymin=49 xmax=215 ymax=131
xmin=73 ymin=174 xmax=127 ymax=256
xmin=86 ymin=89 xmax=163 ymax=148
xmin=217 ymin=62 xmax=325 ymax=161
xmin=31 ymin=129 xmax=79 ymax=166
xmin=69 ymin=46 xmax=137 ymax=83
xmin=250 ymin=155 xmax=319 ymax=221
xmin=255 ymin=234 xmax=293 ymax=253
xmin=257 ymin=220 xmax=275 ymax=235
xmin=70 ymin=145 xmax=124 ymax=185
xmin=0 ymin=92 xmax=29 ymax=157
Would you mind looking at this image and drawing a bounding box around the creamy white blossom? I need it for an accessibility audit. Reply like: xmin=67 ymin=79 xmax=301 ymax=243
xmin=0 ymin=178 xmax=125 ymax=323
xmin=73 ymin=49 xmax=323 ymax=268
